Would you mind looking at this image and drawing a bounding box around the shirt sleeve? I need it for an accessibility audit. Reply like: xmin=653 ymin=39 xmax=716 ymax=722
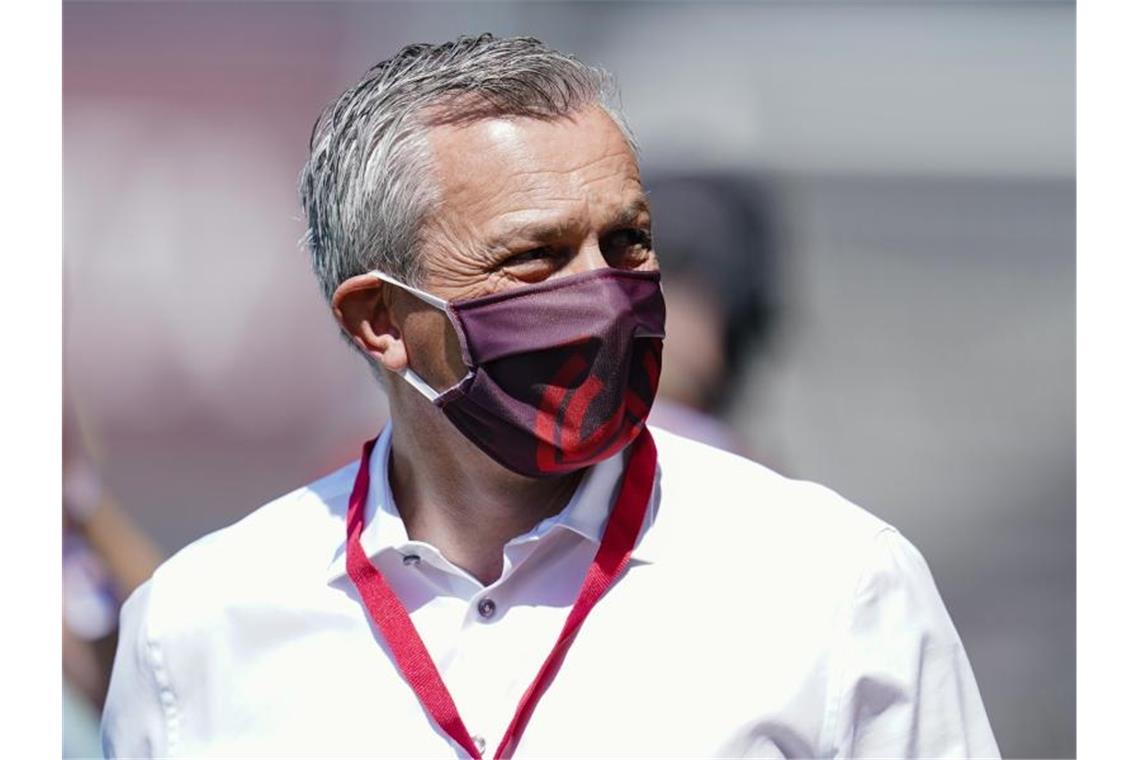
xmin=827 ymin=528 xmax=1001 ymax=759
xmin=101 ymin=580 xmax=171 ymax=758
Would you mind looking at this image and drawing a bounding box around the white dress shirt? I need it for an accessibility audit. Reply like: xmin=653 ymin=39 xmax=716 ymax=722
xmin=102 ymin=425 xmax=999 ymax=758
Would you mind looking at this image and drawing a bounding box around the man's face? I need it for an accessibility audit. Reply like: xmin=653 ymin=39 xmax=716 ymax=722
xmin=392 ymin=104 xmax=658 ymax=391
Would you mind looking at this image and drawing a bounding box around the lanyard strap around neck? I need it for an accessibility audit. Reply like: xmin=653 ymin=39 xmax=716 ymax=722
xmin=345 ymin=428 xmax=657 ymax=759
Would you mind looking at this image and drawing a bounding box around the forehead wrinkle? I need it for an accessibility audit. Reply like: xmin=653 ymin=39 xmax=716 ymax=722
xmin=422 ymin=106 xmax=643 ymax=263
xmin=508 ymin=144 xmax=634 ymax=181
xmin=482 ymin=193 xmax=648 ymax=253
xmin=484 ymin=212 xmax=584 ymax=251
xmin=427 ymin=110 xmax=637 ymax=193
xmin=425 ymin=172 xmax=533 ymax=247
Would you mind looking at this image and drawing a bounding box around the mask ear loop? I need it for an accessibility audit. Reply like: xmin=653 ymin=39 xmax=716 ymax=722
xmin=367 ymin=270 xmax=448 ymax=403
xmin=395 ymin=366 xmax=442 ymax=402
xmin=369 ymin=269 xmax=449 ymax=310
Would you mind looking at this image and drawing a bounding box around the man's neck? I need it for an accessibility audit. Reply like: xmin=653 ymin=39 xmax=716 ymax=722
xmin=387 ymin=412 xmax=584 ymax=586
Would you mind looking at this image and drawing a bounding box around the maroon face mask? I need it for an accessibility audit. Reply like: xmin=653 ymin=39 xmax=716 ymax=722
xmin=370 ymin=267 xmax=666 ymax=478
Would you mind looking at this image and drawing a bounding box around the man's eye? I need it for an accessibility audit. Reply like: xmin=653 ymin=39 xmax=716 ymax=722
xmin=503 ymin=247 xmax=557 ymax=267
xmin=604 ymin=229 xmax=653 ymax=261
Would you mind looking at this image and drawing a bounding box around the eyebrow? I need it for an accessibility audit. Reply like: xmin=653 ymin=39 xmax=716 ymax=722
xmin=609 ymin=197 xmax=652 ymax=230
xmin=485 ymin=197 xmax=652 ymax=252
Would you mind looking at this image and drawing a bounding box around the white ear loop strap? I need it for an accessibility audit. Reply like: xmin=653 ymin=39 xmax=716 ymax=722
xmin=367 ymin=270 xmax=446 ymax=402
xmin=395 ymin=366 xmax=442 ymax=402
xmin=369 ymin=269 xmax=449 ymax=310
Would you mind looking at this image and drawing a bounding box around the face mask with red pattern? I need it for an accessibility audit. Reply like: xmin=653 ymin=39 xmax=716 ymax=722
xmin=371 ymin=267 xmax=666 ymax=478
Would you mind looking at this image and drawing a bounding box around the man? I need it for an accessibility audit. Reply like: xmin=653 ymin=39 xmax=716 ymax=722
xmin=102 ymin=34 xmax=999 ymax=758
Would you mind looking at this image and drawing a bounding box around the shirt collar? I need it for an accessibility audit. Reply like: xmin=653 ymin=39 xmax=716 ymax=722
xmin=325 ymin=424 xmax=660 ymax=584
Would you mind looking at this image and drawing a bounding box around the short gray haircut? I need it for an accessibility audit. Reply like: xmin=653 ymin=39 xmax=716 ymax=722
xmin=299 ymin=33 xmax=635 ymax=304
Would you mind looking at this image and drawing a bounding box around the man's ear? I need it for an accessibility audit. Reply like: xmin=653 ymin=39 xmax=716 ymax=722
xmin=331 ymin=274 xmax=409 ymax=373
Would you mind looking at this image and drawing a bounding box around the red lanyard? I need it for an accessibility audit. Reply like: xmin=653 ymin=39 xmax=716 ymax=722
xmin=345 ymin=428 xmax=657 ymax=759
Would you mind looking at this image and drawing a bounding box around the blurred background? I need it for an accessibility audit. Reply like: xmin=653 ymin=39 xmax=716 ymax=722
xmin=62 ymin=1 xmax=1074 ymax=757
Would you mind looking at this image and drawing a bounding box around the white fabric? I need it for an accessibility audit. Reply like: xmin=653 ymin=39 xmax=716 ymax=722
xmin=395 ymin=364 xmax=445 ymax=403
xmin=102 ymin=425 xmax=999 ymax=758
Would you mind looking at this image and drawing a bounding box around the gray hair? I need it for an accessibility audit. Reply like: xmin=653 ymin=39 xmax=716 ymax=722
xmin=299 ymin=33 xmax=635 ymax=305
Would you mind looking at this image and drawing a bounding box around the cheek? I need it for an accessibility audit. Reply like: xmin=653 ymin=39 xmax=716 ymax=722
xmin=400 ymin=305 xmax=469 ymax=389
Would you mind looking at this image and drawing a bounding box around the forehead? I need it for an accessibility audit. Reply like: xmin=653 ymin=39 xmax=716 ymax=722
xmin=421 ymin=105 xmax=644 ymax=236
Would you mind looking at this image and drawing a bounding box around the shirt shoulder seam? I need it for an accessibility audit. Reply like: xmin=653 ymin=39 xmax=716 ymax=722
xmin=142 ymin=583 xmax=181 ymax=756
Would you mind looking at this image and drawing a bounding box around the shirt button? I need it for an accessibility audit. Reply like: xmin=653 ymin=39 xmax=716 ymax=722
xmin=477 ymin=598 xmax=497 ymax=619
xmin=401 ymin=553 xmax=420 ymax=567
xmin=472 ymin=735 xmax=486 ymax=755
